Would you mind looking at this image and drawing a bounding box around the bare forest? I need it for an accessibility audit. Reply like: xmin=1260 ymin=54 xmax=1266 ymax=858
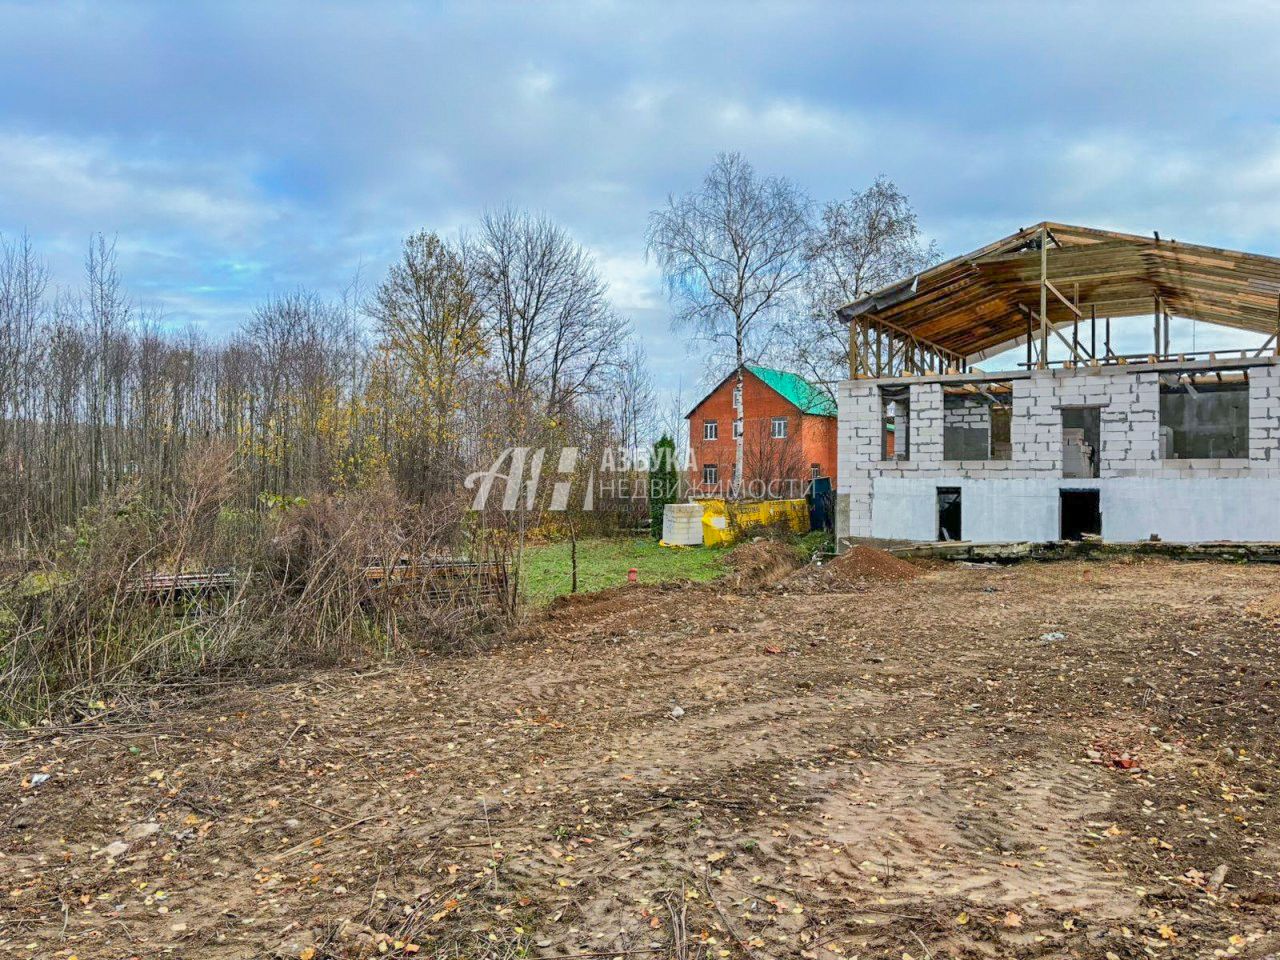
xmin=0 ymin=220 xmax=652 ymax=544
xmin=0 ymin=215 xmax=658 ymax=722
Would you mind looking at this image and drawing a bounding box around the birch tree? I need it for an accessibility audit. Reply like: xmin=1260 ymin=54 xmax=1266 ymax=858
xmin=781 ymin=176 xmax=938 ymax=394
xmin=646 ymin=153 xmax=811 ymax=491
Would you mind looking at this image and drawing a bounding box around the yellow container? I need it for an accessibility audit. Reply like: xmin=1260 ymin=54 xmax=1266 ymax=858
xmin=698 ymin=498 xmax=809 ymax=547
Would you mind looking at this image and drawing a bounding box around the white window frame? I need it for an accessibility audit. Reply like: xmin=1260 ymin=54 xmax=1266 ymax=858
xmin=771 ymin=416 xmax=788 ymax=439
xmin=732 ymin=419 xmax=743 ymax=438
xmin=702 ymin=463 xmax=718 ymax=485
xmin=703 ymin=419 xmax=718 ymax=441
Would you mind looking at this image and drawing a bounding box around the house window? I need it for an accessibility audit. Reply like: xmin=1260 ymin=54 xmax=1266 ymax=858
xmin=771 ymin=416 xmax=788 ymax=439
xmin=1159 ymin=377 xmax=1249 ymax=459
xmin=880 ymin=386 xmax=910 ymax=461
xmin=702 ymin=463 xmax=718 ymax=486
xmin=703 ymin=419 xmax=718 ymax=441
xmin=733 ymin=419 xmax=743 ymax=438
xmin=942 ymin=385 xmax=1013 ymax=462
xmin=1062 ymin=407 xmax=1101 ymax=479
xmin=810 ymin=463 xmax=821 ymax=480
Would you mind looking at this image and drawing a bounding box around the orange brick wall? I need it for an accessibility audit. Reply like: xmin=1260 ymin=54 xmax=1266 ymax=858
xmin=686 ymin=370 xmax=838 ymax=495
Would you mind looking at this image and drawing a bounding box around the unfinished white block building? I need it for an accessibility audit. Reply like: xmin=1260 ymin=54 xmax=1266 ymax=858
xmin=835 ymin=223 xmax=1280 ymax=545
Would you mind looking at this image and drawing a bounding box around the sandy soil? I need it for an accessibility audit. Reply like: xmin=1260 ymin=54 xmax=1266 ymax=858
xmin=5 ymin=556 xmax=1280 ymax=959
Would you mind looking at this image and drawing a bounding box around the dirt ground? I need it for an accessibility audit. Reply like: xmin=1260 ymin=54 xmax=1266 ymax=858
xmin=5 ymin=556 xmax=1280 ymax=959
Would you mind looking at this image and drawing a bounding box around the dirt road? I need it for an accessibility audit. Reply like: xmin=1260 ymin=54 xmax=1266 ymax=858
xmin=5 ymin=556 xmax=1280 ymax=959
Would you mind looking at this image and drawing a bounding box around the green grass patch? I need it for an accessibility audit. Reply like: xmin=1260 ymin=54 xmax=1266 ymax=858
xmin=519 ymin=537 xmax=727 ymax=605
xmin=795 ymin=529 xmax=835 ymax=555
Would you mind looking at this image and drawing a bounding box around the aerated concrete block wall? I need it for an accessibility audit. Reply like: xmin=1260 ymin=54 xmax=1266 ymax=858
xmin=837 ymin=359 xmax=1280 ymax=543
xmin=1252 ymin=363 xmax=1280 ymax=465
xmin=943 ymin=396 xmax=994 ymax=460
xmin=662 ymin=503 xmax=705 ymax=546
xmin=943 ymin=397 xmax=991 ymax=431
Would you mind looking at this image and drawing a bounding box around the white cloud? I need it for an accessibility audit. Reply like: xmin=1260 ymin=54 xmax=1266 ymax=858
xmin=0 ymin=131 xmax=274 ymax=242
xmin=519 ymin=67 xmax=557 ymax=100
xmin=596 ymin=251 xmax=660 ymax=313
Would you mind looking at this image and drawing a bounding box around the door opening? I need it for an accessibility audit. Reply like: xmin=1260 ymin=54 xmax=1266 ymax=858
xmin=1062 ymin=407 xmax=1101 ymax=478
xmin=1060 ymin=490 xmax=1101 ymax=541
xmin=937 ymin=487 xmax=962 ymax=541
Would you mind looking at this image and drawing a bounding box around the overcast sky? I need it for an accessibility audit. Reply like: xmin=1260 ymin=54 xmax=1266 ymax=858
xmin=2 ymin=1 xmax=1279 ymax=399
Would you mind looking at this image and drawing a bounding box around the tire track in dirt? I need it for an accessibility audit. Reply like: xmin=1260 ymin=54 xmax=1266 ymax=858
xmin=5 ymin=558 xmax=1280 ymax=958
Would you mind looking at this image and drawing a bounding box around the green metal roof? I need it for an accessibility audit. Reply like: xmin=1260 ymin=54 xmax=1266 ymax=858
xmin=745 ymin=366 xmax=837 ymax=417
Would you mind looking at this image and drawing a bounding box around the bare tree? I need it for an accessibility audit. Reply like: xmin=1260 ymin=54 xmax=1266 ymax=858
xmin=0 ymin=234 xmax=49 ymax=538
xmin=658 ymin=379 xmax=691 ymax=474
xmin=467 ymin=208 xmax=626 ymax=423
xmin=781 ymin=176 xmax=938 ymax=394
xmin=606 ymin=341 xmax=657 ymax=453
xmin=647 ymin=152 xmax=811 ymax=490
xmin=84 ymin=235 xmax=133 ymax=503
xmin=741 ymin=417 xmax=807 ymax=498
xmin=244 ymin=289 xmax=360 ymax=491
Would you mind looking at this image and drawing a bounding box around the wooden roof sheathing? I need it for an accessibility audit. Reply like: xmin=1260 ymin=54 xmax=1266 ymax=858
xmin=837 ymin=222 xmax=1280 ymax=360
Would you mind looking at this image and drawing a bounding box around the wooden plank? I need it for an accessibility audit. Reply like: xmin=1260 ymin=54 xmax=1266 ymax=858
xmin=1039 ymin=226 xmax=1049 ymax=367
xmin=1044 ymin=279 xmax=1083 ymax=317
xmin=1018 ymin=304 xmax=1082 ymax=360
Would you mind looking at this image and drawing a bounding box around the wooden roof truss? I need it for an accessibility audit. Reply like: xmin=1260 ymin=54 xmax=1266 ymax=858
xmin=838 ymin=222 xmax=1280 ymax=377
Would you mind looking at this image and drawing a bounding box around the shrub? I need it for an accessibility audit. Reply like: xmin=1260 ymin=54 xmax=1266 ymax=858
xmin=0 ymin=446 xmax=509 ymax=726
xmin=648 ymin=434 xmax=679 ymax=539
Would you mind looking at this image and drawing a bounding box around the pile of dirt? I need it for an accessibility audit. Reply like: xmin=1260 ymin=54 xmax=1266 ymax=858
xmin=817 ymin=544 xmax=924 ymax=584
xmin=531 ymin=581 xmax=695 ymax=638
xmin=723 ymin=538 xmax=806 ymax=588
xmin=540 ymin=581 xmax=664 ymax=626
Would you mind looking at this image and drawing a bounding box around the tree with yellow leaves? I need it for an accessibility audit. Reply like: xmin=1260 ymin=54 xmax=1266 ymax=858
xmin=368 ymin=231 xmax=488 ymax=470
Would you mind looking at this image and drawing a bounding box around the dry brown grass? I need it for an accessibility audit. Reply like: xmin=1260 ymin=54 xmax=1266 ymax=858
xmin=0 ymin=444 xmax=510 ymax=725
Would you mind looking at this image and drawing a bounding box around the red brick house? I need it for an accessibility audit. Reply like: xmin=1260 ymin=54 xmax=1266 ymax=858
xmin=686 ymin=365 xmax=838 ymax=497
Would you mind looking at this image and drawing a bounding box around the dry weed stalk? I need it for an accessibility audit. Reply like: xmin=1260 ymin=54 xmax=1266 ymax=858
xmin=0 ymin=445 xmax=510 ymax=725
